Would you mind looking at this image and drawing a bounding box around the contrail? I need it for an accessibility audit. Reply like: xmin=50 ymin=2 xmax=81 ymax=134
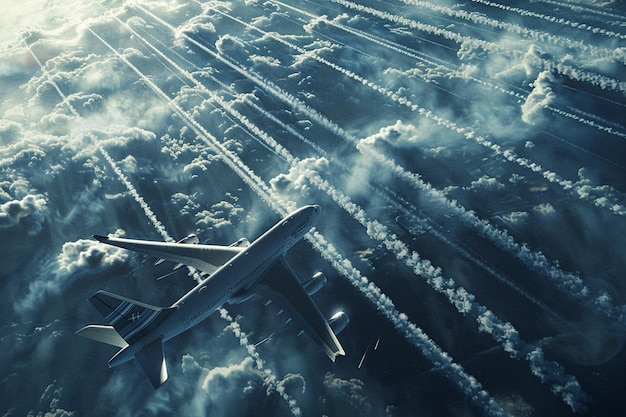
xmin=399 ymin=0 xmax=618 ymax=55
xmin=207 ymin=2 xmax=626 ymax=216
xmin=357 ymin=338 xmax=373 ymax=369
xmin=94 ymin=8 xmax=507 ymax=415
xmin=219 ymin=308 xmax=302 ymax=416
xmin=359 ymin=143 xmax=626 ymax=327
xmin=469 ymin=0 xmax=626 ymax=41
xmin=99 ymin=147 xmax=174 ymax=242
xmin=537 ymin=0 xmax=626 ymax=24
xmin=21 ymin=35 xmax=80 ymax=119
xmin=326 ymin=0 xmax=626 ymax=94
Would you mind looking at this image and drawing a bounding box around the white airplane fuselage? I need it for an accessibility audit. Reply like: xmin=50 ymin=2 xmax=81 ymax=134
xmin=109 ymin=205 xmax=320 ymax=367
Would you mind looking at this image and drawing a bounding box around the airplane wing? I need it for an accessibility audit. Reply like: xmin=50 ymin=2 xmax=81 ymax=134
xmin=94 ymin=235 xmax=244 ymax=275
xmin=254 ymin=258 xmax=345 ymax=361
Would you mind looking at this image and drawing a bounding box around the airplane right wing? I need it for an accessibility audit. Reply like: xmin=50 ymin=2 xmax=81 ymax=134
xmin=254 ymin=258 xmax=345 ymax=361
xmin=94 ymin=235 xmax=244 ymax=275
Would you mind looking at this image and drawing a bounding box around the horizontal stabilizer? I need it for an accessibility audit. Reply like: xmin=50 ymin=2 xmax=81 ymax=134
xmin=75 ymin=325 xmax=129 ymax=348
xmin=88 ymin=290 xmax=166 ymax=343
xmin=136 ymin=337 xmax=168 ymax=389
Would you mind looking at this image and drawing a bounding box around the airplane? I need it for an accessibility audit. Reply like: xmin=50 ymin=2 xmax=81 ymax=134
xmin=76 ymin=205 xmax=349 ymax=388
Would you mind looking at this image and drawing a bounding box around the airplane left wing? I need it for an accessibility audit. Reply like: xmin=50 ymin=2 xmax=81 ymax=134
xmin=94 ymin=235 xmax=243 ymax=275
xmin=254 ymin=258 xmax=345 ymax=361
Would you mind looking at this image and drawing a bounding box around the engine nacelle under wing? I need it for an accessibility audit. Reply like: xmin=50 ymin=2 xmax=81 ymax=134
xmin=327 ymin=311 xmax=349 ymax=335
xmin=229 ymin=238 xmax=250 ymax=248
xmin=302 ymin=272 xmax=327 ymax=296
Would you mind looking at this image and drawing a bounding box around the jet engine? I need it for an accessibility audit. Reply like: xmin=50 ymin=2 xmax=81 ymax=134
xmin=327 ymin=311 xmax=349 ymax=335
xmin=229 ymin=238 xmax=250 ymax=247
xmin=302 ymin=272 xmax=327 ymax=296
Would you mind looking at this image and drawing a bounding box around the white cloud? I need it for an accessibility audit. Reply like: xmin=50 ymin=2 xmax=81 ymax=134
xmin=270 ymin=157 xmax=329 ymax=196
xmin=0 ymin=194 xmax=47 ymax=235
xmin=533 ymin=203 xmax=556 ymax=216
xmin=195 ymin=198 xmax=244 ymax=230
xmin=360 ymin=120 xmax=422 ymax=148
xmin=466 ymin=175 xmax=504 ymax=191
xmin=521 ymin=70 xmax=557 ymax=125
xmin=16 ymin=233 xmax=130 ymax=313
xmin=55 ymin=233 xmax=129 ymax=276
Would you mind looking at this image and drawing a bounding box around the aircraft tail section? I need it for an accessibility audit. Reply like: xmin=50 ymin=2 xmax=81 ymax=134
xmin=76 ymin=290 xmax=174 ymax=388
xmin=87 ymin=290 xmax=166 ymax=343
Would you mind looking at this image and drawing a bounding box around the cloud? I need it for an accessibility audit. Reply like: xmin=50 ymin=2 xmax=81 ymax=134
xmin=0 ymin=194 xmax=47 ymax=235
xmin=0 ymin=119 xmax=22 ymax=144
xmin=360 ymin=119 xmax=422 ymax=148
xmin=533 ymin=203 xmax=556 ymax=216
xmin=521 ymin=70 xmax=557 ymax=125
xmin=15 ymin=232 xmax=130 ymax=314
xmin=55 ymin=233 xmax=129 ymax=276
xmin=321 ymin=373 xmax=384 ymax=417
xmin=270 ymin=157 xmax=329 ymax=196
xmin=465 ymin=175 xmax=505 ymax=191
xmin=195 ymin=197 xmax=245 ymax=231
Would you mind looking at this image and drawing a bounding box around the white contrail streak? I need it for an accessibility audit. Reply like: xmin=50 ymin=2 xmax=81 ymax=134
xmin=326 ymin=0 xmax=626 ymax=94
xmin=358 ymin=142 xmax=626 ymax=327
xmin=272 ymin=0 xmax=626 ymax=145
xmin=469 ymin=0 xmax=626 ymax=41
xmin=400 ymin=0 xmax=618 ymax=55
xmin=208 ymin=3 xmax=626 ymax=216
xmin=95 ymin=7 xmax=507 ymax=415
xmin=21 ymin=35 xmax=80 ymax=118
xmin=219 ymin=308 xmax=302 ymax=416
xmin=99 ymin=147 xmax=174 ymax=242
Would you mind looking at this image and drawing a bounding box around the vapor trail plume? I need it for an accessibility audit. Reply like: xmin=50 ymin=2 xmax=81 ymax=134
xmin=206 ymin=3 xmax=626 ymax=215
xmin=470 ymin=0 xmax=626 ymax=41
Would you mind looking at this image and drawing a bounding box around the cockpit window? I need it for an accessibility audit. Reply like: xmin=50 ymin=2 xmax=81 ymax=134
xmin=282 ymin=216 xmax=294 ymax=226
